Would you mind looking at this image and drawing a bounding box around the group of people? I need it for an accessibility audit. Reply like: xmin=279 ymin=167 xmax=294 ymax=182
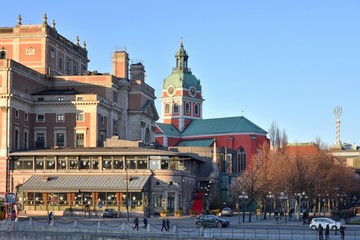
xmin=132 ymin=217 xmax=170 ymax=231
xmin=318 ymin=223 xmax=346 ymax=240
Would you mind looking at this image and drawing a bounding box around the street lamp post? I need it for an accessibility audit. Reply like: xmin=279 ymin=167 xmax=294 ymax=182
xmin=125 ymin=159 xmax=129 ymax=222
xmin=279 ymin=192 xmax=288 ymax=222
xmin=267 ymin=192 xmax=274 ymax=219
xmin=295 ymin=192 xmax=305 ymax=221
xmin=239 ymin=191 xmax=249 ymax=223
xmin=201 ymin=181 xmax=212 ymax=215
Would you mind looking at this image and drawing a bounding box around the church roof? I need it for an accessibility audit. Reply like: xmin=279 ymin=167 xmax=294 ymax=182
xmin=163 ymin=71 xmax=201 ymax=90
xmin=176 ymin=138 xmax=215 ymax=147
xmin=181 ymin=116 xmax=267 ymax=136
xmin=156 ymin=116 xmax=267 ymax=139
xmin=162 ymin=41 xmax=201 ymax=91
xmin=156 ymin=122 xmax=181 ymax=136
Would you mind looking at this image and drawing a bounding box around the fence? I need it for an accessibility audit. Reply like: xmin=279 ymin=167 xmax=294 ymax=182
xmin=1 ymin=217 xmax=360 ymax=240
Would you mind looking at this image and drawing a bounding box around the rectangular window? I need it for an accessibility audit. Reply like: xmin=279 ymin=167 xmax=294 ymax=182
xmin=15 ymin=110 xmax=19 ymax=118
xmin=57 ymin=156 xmax=67 ymax=170
xmin=38 ymin=98 xmax=44 ymax=102
xmin=153 ymin=194 xmax=162 ymax=208
xmin=69 ymin=157 xmax=78 ymax=169
xmin=35 ymin=157 xmax=44 ymax=170
xmin=59 ymin=57 xmax=63 ymax=70
xmin=14 ymin=157 xmax=33 ymax=170
xmin=76 ymin=113 xmax=84 ymax=121
xmin=24 ymin=113 xmax=28 ymax=121
xmin=37 ymin=114 xmax=45 ymax=122
xmin=76 ymin=97 xmax=83 ymax=101
xmin=14 ymin=129 xmax=19 ymax=150
xmin=76 ymin=133 xmax=84 ymax=147
xmin=57 ymin=114 xmax=65 ymax=122
xmin=57 ymin=97 xmax=64 ymax=101
xmin=56 ymin=133 xmax=64 ymax=147
xmin=24 ymin=132 xmax=28 ymax=149
xmin=45 ymin=156 xmax=56 ymax=170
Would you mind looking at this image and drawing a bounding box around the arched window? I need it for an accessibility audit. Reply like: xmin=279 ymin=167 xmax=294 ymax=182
xmin=165 ymin=103 xmax=170 ymax=114
xmin=236 ymin=147 xmax=246 ymax=173
xmin=194 ymin=104 xmax=199 ymax=115
xmin=173 ymin=103 xmax=179 ymax=113
xmin=185 ymin=102 xmax=190 ymax=114
xmin=145 ymin=128 xmax=150 ymax=144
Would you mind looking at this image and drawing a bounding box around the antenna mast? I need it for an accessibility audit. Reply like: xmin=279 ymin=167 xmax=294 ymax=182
xmin=333 ymin=106 xmax=342 ymax=145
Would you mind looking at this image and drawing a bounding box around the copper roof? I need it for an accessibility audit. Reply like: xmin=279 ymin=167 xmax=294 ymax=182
xmin=22 ymin=175 xmax=149 ymax=192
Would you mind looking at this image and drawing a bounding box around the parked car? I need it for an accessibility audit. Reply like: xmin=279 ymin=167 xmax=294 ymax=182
xmin=309 ymin=217 xmax=341 ymax=230
xmin=220 ymin=207 xmax=234 ymax=216
xmin=195 ymin=214 xmax=230 ymax=228
xmin=102 ymin=208 xmax=118 ymax=218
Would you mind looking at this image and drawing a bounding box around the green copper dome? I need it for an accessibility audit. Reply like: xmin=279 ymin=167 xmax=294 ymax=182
xmin=163 ymin=41 xmax=201 ymax=91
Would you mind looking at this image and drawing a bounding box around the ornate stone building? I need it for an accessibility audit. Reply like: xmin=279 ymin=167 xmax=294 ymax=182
xmin=0 ymin=14 xmax=158 ymax=193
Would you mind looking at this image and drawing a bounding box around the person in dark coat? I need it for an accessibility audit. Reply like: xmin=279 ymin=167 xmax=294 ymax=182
xmin=325 ymin=224 xmax=330 ymax=240
xmin=143 ymin=217 xmax=148 ymax=229
xmin=340 ymin=226 xmax=345 ymax=240
xmin=48 ymin=211 xmax=53 ymax=224
xmin=161 ymin=218 xmax=167 ymax=231
xmin=318 ymin=224 xmax=324 ymax=240
xmin=132 ymin=217 xmax=139 ymax=230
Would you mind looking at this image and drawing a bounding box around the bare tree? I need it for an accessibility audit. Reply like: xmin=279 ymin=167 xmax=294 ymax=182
xmin=269 ymin=121 xmax=288 ymax=150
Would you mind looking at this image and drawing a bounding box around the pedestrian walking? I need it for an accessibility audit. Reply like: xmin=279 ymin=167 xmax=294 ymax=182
xmin=143 ymin=216 xmax=148 ymax=229
xmin=274 ymin=210 xmax=279 ymax=223
xmin=325 ymin=224 xmax=330 ymax=240
xmin=161 ymin=218 xmax=167 ymax=231
xmin=166 ymin=218 xmax=170 ymax=231
xmin=302 ymin=211 xmax=308 ymax=224
xmin=133 ymin=217 xmax=139 ymax=230
xmin=84 ymin=204 xmax=90 ymax=219
xmin=318 ymin=224 xmax=324 ymax=240
xmin=340 ymin=226 xmax=345 ymax=240
xmin=48 ymin=211 xmax=53 ymax=224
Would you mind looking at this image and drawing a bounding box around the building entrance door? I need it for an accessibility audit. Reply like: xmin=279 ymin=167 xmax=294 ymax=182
xmin=167 ymin=192 xmax=174 ymax=213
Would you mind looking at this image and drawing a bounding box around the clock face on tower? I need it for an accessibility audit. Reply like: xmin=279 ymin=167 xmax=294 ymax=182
xmin=189 ymin=86 xmax=196 ymax=97
xmin=167 ymin=85 xmax=175 ymax=96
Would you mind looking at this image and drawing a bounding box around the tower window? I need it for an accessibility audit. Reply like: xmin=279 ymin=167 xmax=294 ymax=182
xmin=165 ymin=103 xmax=170 ymax=114
xmin=194 ymin=104 xmax=199 ymax=115
xmin=173 ymin=103 xmax=179 ymax=113
xmin=185 ymin=102 xmax=190 ymax=114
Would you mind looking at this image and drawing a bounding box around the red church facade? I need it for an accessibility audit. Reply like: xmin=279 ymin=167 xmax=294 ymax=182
xmin=155 ymin=41 xmax=269 ymax=204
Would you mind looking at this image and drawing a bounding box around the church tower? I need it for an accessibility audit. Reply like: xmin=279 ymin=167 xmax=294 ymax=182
xmin=161 ymin=40 xmax=203 ymax=131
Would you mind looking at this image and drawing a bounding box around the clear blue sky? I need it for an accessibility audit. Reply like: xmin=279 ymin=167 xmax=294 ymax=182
xmin=3 ymin=0 xmax=360 ymax=147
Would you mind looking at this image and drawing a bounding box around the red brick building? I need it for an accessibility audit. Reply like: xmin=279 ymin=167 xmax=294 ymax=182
xmin=155 ymin=41 xmax=269 ymax=204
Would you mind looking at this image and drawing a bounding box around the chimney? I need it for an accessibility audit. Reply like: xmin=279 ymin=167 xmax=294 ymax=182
xmin=112 ymin=51 xmax=129 ymax=79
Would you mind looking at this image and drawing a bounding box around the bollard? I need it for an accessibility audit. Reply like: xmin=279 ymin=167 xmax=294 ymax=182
xmin=173 ymin=225 xmax=177 ymax=234
xmin=74 ymin=219 xmax=78 ymax=228
xmin=121 ymin=222 xmax=126 ymax=231
xmin=29 ymin=217 xmax=33 ymax=226
xmin=147 ymin=223 xmax=151 ymax=232
xmin=97 ymin=221 xmax=101 ymax=230
xmin=51 ymin=217 xmax=54 ymax=226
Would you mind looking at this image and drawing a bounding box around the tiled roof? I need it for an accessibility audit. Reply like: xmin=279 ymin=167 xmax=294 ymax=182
xmin=176 ymin=139 xmax=215 ymax=147
xmin=182 ymin=116 xmax=267 ymax=136
xmin=156 ymin=123 xmax=181 ymax=137
xmin=22 ymin=175 xmax=149 ymax=192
